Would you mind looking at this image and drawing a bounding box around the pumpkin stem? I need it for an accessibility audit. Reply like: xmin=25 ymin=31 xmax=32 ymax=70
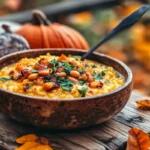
xmin=2 ymin=24 xmax=12 ymax=33
xmin=32 ymin=10 xmax=51 ymax=25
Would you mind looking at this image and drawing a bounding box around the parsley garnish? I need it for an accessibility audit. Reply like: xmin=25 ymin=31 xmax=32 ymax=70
xmin=105 ymin=79 xmax=110 ymax=83
xmin=73 ymin=55 xmax=81 ymax=59
xmin=50 ymin=59 xmax=64 ymax=72
xmin=78 ymin=86 xmax=88 ymax=97
xmin=58 ymin=62 xmax=64 ymax=67
xmin=23 ymin=83 xmax=32 ymax=91
xmin=79 ymin=80 xmax=86 ymax=85
xmin=78 ymin=68 xmax=86 ymax=73
xmin=94 ymin=73 xmax=103 ymax=80
xmin=58 ymin=78 xmax=74 ymax=91
xmin=0 ymin=77 xmax=13 ymax=82
xmin=94 ymin=70 xmax=108 ymax=80
xmin=26 ymin=83 xmax=32 ymax=87
xmin=50 ymin=59 xmax=73 ymax=74
xmin=50 ymin=59 xmax=58 ymax=72
xmin=92 ymin=65 xmax=97 ymax=68
xmin=32 ymin=69 xmax=38 ymax=73
xmin=101 ymin=70 xmax=108 ymax=76
xmin=115 ymin=72 xmax=120 ymax=78
xmin=64 ymin=63 xmax=73 ymax=74
xmin=50 ymin=59 xmax=57 ymax=65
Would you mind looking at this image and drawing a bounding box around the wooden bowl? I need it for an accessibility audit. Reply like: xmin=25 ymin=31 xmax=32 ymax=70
xmin=0 ymin=49 xmax=133 ymax=129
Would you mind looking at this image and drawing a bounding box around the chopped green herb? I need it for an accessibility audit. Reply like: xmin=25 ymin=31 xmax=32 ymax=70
xmin=73 ymin=55 xmax=81 ymax=59
xmin=32 ymin=69 xmax=38 ymax=73
xmin=0 ymin=77 xmax=12 ymax=82
xmin=50 ymin=59 xmax=58 ymax=72
xmin=58 ymin=62 xmax=64 ymax=67
xmin=50 ymin=59 xmax=64 ymax=72
xmin=58 ymin=78 xmax=74 ymax=91
xmin=79 ymin=80 xmax=86 ymax=85
xmin=50 ymin=59 xmax=58 ymax=65
xmin=50 ymin=59 xmax=73 ymax=74
xmin=23 ymin=83 xmax=32 ymax=91
xmin=92 ymin=64 xmax=97 ymax=68
xmin=101 ymin=70 xmax=108 ymax=76
xmin=94 ymin=73 xmax=103 ymax=80
xmin=78 ymin=86 xmax=88 ymax=97
xmin=55 ymin=74 xmax=59 ymax=78
xmin=78 ymin=68 xmax=86 ymax=73
xmin=105 ymin=79 xmax=110 ymax=83
xmin=101 ymin=71 xmax=105 ymax=76
xmin=115 ymin=72 xmax=120 ymax=78
xmin=64 ymin=63 xmax=73 ymax=74
xmin=26 ymin=83 xmax=32 ymax=88
xmin=61 ymin=85 xmax=70 ymax=91
xmin=100 ymin=64 xmax=104 ymax=67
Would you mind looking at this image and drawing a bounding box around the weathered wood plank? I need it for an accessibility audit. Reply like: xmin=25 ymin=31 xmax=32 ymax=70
xmin=62 ymin=134 xmax=106 ymax=150
xmin=0 ymin=0 xmax=119 ymax=23
xmin=0 ymin=91 xmax=149 ymax=150
xmin=81 ymin=122 xmax=128 ymax=150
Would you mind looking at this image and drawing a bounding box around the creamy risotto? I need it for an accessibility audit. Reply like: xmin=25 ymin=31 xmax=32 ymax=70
xmin=0 ymin=53 xmax=125 ymax=99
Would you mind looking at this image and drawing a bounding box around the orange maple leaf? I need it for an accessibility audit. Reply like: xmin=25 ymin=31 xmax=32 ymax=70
xmin=126 ymin=128 xmax=150 ymax=150
xmin=16 ymin=134 xmax=53 ymax=150
xmin=136 ymin=99 xmax=150 ymax=110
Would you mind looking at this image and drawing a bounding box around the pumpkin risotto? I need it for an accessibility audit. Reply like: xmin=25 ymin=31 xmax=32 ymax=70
xmin=0 ymin=53 xmax=124 ymax=98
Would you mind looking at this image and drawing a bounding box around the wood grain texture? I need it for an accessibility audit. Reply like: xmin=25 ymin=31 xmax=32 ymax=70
xmin=0 ymin=91 xmax=149 ymax=150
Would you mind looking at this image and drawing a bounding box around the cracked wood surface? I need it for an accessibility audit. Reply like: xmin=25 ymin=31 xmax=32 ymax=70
xmin=0 ymin=91 xmax=149 ymax=150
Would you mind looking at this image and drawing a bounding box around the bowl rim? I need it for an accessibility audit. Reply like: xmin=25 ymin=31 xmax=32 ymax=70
xmin=0 ymin=48 xmax=132 ymax=101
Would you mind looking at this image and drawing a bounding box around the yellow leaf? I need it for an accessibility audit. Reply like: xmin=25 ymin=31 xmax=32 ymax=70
xmin=16 ymin=134 xmax=53 ymax=150
xmin=15 ymin=141 xmax=40 ymax=150
xmin=16 ymin=134 xmax=38 ymax=144
xmin=126 ymin=128 xmax=150 ymax=150
xmin=29 ymin=145 xmax=53 ymax=150
xmin=136 ymin=99 xmax=150 ymax=110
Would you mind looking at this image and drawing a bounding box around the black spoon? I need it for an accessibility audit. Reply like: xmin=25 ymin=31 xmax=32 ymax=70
xmin=81 ymin=4 xmax=150 ymax=61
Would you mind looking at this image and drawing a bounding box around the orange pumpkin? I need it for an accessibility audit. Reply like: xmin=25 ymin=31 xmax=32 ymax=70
xmin=16 ymin=10 xmax=89 ymax=50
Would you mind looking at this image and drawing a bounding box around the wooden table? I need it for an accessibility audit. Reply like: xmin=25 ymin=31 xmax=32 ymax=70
xmin=0 ymin=91 xmax=149 ymax=150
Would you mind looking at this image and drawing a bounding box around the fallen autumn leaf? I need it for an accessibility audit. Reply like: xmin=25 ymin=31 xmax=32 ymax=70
xmin=136 ymin=99 xmax=150 ymax=110
xmin=126 ymin=128 xmax=150 ymax=150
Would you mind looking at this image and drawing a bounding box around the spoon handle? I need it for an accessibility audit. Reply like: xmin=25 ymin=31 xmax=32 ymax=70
xmin=81 ymin=4 xmax=150 ymax=61
xmin=81 ymin=29 xmax=118 ymax=60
